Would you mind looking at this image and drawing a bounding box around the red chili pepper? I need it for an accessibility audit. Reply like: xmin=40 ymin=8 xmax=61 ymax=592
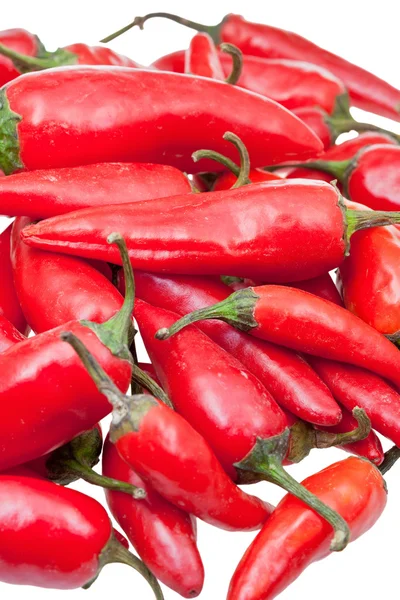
xmin=213 ymin=168 xmax=280 ymax=191
xmin=185 ymin=32 xmax=224 ymax=79
xmin=0 ymin=66 xmax=321 ymax=176
xmin=292 ymin=106 xmax=333 ymax=150
xmin=21 ymin=179 xmax=400 ymax=282
xmin=152 ymin=49 xmax=185 ymax=72
xmin=0 ymin=314 xmax=25 ymax=352
xmin=134 ymin=271 xmax=340 ymax=426
xmin=157 ymin=284 xmax=400 ymax=390
xmin=0 ymin=233 xmax=133 ymax=471
xmin=0 ymin=223 xmax=28 ymax=334
xmin=120 ymin=12 xmax=400 ymax=121
xmin=0 ymin=470 xmax=162 ymax=597
xmin=0 ymin=162 xmax=191 ymax=219
xmin=286 ymin=273 xmax=342 ymax=305
xmin=0 ymin=29 xmax=39 ymax=86
xmin=227 ymin=456 xmax=388 ymax=600
xmin=102 ymin=434 xmax=205 ymax=597
xmin=64 ymin=332 xmax=273 ymax=533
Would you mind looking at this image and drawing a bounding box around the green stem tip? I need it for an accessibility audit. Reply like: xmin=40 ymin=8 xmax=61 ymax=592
xmin=220 ymin=43 xmax=243 ymax=85
xmin=63 ymin=459 xmax=145 ymax=498
xmin=379 ymin=445 xmax=400 ymax=476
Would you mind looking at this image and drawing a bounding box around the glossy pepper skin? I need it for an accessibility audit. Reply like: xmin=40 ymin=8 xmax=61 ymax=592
xmin=227 ymin=457 xmax=387 ymax=600
xmin=0 ymin=314 xmax=25 ymax=352
xmin=0 ymin=163 xmax=191 ymax=219
xmin=0 ymin=66 xmax=322 ymax=176
xmin=185 ymin=33 xmax=224 ymax=79
xmin=21 ymin=179 xmax=386 ymax=282
xmin=0 ymin=29 xmax=38 ymax=86
xmin=292 ymin=106 xmax=332 ymax=150
xmin=212 ymin=169 xmax=280 ymax=191
xmin=11 ymin=217 xmax=124 ymax=333
xmin=0 ymin=223 xmax=28 ymax=334
xmin=103 ymin=435 xmax=205 ymax=597
xmin=134 ymin=272 xmax=341 ymax=426
xmin=134 ymin=298 xmax=287 ymax=480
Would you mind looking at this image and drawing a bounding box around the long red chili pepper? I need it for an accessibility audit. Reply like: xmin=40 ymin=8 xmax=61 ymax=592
xmin=102 ymin=435 xmax=205 ymax=597
xmin=0 ymin=314 xmax=25 ymax=352
xmin=0 ymin=233 xmax=133 ymax=471
xmin=156 ymin=284 xmax=400 ymax=389
xmin=0 ymin=66 xmax=321 ymax=176
xmin=21 ymin=179 xmax=400 ymax=282
xmin=0 ymin=29 xmax=39 ymax=86
xmin=115 ymin=12 xmax=400 ymax=121
xmin=0 ymin=470 xmax=162 ymax=597
xmin=0 ymin=223 xmax=28 ymax=334
xmin=227 ymin=456 xmax=388 ymax=600
xmin=63 ymin=332 xmax=274 ymax=534
xmin=134 ymin=271 xmax=341 ymax=426
xmin=0 ymin=162 xmax=191 ymax=219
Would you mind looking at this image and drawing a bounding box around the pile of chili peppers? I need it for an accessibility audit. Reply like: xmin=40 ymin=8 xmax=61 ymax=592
xmin=1 ymin=9 xmax=400 ymax=600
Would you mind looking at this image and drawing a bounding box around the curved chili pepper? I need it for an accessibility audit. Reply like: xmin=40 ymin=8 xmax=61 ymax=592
xmin=0 ymin=223 xmax=28 ymax=334
xmin=292 ymin=106 xmax=333 ymax=150
xmin=102 ymin=435 xmax=205 ymax=597
xmin=0 ymin=233 xmax=133 ymax=471
xmin=0 ymin=314 xmax=25 ymax=352
xmin=227 ymin=456 xmax=388 ymax=600
xmin=0 ymin=470 xmax=162 ymax=597
xmin=0 ymin=66 xmax=321 ymax=176
xmin=157 ymin=284 xmax=400 ymax=389
xmin=118 ymin=12 xmax=400 ymax=121
xmin=0 ymin=162 xmax=191 ymax=219
xmin=134 ymin=271 xmax=340 ymax=426
xmin=64 ymin=332 xmax=273 ymax=533
xmin=185 ymin=32 xmax=224 ymax=79
xmin=11 ymin=217 xmax=124 ymax=333
xmin=21 ymin=180 xmax=400 ymax=282
xmin=0 ymin=29 xmax=39 ymax=86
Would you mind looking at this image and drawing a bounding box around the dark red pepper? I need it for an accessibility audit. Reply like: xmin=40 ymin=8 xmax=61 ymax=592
xmin=0 ymin=223 xmax=28 ymax=334
xmin=21 ymin=179 xmax=400 ymax=282
xmin=102 ymin=435 xmax=205 ymax=597
xmin=0 ymin=162 xmax=191 ymax=219
xmin=0 ymin=314 xmax=25 ymax=352
xmin=0 ymin=66 xmax=321 ymax=175
xmin=0 ymin=470 xmax=162 ymax=597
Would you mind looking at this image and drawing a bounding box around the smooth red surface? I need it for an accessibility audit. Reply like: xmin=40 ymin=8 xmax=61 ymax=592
xmin=4 ymin=66 xmax=322 ymax=174
xmin=213 ymin=169 xmax=280 ymax=191
xmin=221 ymin=14 xmax=400 ymax=120
xmin=21 ymin=180 xmax=346 ymax=282
xmin=288 ymin=273 xmax=342 ymax=305
xmin=0 ymin=471 xmax=111 ymax=589
xmin=185 ymin=33 xmax=224 ymax=79
xmin=152 ymin=50 xmax=186 ymax=72
xmin=249 ymin=285 xmax=400 ymax=387
xmin=0 ymin=163 xmax=191 ymax=219
xmin=65 ymin=43 xmax=140 ymax=68
xmin=115 ymin=401 xmax=272 ymax=532
xmin=135 ymin=272 xmax=341 ymax=426
xmin=0 ymin=315 xmax=25 ymax=352
xmin=0 ymin=322 xmax=131 ymax=470
xmin=135 ymin=298 xmax=286 ymax=479
xmin=228 ymin=457 xmax=386 ymax=600
xmin=292 ymin=107 xmax=332 ymax=150
xmin=103 ymin=436 xmax=204 ymax=597
xmin=0 ymin=224 xmax=28 ymax=334
xmin=0 ymin=29 xmax=38 ymax=86
xmin=11 ymin=217 xmax=123 ymax=333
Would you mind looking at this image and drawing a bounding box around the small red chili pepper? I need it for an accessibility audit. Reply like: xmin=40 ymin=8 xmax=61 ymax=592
xmin=0 ymin=470 xmax=162 ymax=597
xmin=63 ymin=332 xmax=273 ymax=534
xmin=134 ymin=271 xmax=341 ymax=426
xmin=0 ymin=29 xmax=39 ymax=86
xmin=286 ymin=273 xmax=342 ymax=305
xmin=21 ymin=179 xmax=400 ymax=282
xmin=0 ymin=66 xmax=321 ymax=176
xmin=0 ymin=162 xmax=191 ymax=219
xmin=0 ymin=233 xmax=133 ymax=471
xmin=0 ymin=223 xmax=28 ymax=334
xmin=156 ymin=284 xmax=400 ymax=390
xmin=292 ymin=106 xmax=333 ymax=150
xmin=0 ymin=314 xmax=25 ymax=352
xmin=227 ymin=456 xmax=389 ymax=600
xmin=152 ymin=49 xmax=185 ymax=72
xmin=102 ymin=434 xmax=205 ymax=597
xmin=118 ymin=12 xmax=400 ymax=121
xmin=212 ymin=168 xmax=279 ymax=191
xmin=185 ymin=32 xmax=225 ymax=79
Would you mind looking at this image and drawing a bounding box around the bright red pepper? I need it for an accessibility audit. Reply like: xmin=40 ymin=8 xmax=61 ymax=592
xmin=185 ymin=32 xmax=224 ymax=79
xmin=124 ymin=12 xmax=400 ymax=121
xmin=11 ymin=217 xmax=124 ymax=333
xmin=292 ymin=106 xmax=333 ymax=150
xmin=0 ymin=162 xmax=191 ymax=219
xmin=0 ymin=234 xmax=133 ymax=471
xmin=0 ymin=29 xmax=38 ymax=86
xmin=0 ymin=66 xmax=321 ymax=176
xmin=286 ymin=273 xmax=342 ymax=304
xmin=134 ymin=272 xmax=341 ymax=426
xmin=157 ymin=284 xmax=400 ymax=389
xmin=64 ymin=332 xmax=272 ymax=533
xmin=0 ymin=223 xmax=28 ymax=334
xmin=212 ymin=168 xmax=280 ymax=191
xmin=0 ymin=470 xmax=162 ymax=596
xmin=152 ymin=49 xmax=185 ymax=72
xmin=102 ymin=435 xmax=205 ymax=597
xmin=227 ymin=456 xmax=387 ymax=600
xmin=0 ymin=314 xmax=25 ymax=352
xmin=21 ymin=179 xmax=400 ymax=282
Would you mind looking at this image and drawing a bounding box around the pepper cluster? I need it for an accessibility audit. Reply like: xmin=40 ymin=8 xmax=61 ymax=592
xmin=0 ymin=10 xmax=399 ymax=600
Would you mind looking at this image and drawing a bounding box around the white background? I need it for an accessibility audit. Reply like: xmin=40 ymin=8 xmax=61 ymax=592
xmin=1 ymin=1 xmax=400 ymax=599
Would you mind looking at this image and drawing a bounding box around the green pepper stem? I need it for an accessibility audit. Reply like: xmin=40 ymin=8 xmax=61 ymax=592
xmin=100 ymin=12 xmax=225 ymax=44
xmin=0 ymin=41 xmax=76 ymax=73
xmin=385 ymin=330 xmax=400 ymax=347
xmin=379 ymin=446 xmax=400 ymax=476
xmin=346 ymin=208 xmax=400 ymax=243
xmin=220 ymin=43 xmax=243 ymax=85
xmin=132 ymin=363 xmax=174 ymax=409
xmin=314 ymin=408 xmax=371 ymax=448
xmin=264 ymin=159 xmax=350 ymax=182
xmin=328 ymin=115 xmax=400 ymax=144
xmin=235 ymin=431 xmax=350 ymax=552
xmin=61 ymin=458 xmax=145 ymax=498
